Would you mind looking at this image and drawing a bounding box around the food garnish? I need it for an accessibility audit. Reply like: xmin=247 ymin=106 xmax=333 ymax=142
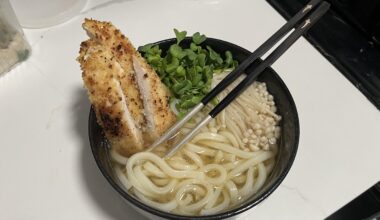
xmin=139 ymin=29 xmax=238 ymax=117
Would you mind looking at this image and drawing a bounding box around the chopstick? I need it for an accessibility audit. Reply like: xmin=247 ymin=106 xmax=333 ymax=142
xmin=201 ymin=0 xmax=324 ymax=106
xmin=147 ymin=0 xmax=324 ymax=152
xmin=149 ymin=0 xmax=330 ymax=156
xmin=164 ymin=1 xmax=330 ymax=157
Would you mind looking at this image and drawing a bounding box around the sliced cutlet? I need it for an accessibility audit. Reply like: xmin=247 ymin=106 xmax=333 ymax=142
xmin=82 ymin=19 xmax=145 ymax=129
xmin=133 ymin=54 xmax=176 ymax=141
xmin=78 ymin=40 xmax=144 ymax=156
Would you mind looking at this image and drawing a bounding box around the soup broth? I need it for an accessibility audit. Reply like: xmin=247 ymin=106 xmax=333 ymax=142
xmin=110 ymin=74 xmax=281 ymax=216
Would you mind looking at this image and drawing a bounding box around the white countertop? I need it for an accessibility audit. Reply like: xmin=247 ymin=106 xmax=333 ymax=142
xmin=1 ymin=0 xmax=379 ymax=219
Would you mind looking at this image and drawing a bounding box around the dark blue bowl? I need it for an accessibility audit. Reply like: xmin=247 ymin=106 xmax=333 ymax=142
xmin=89 ymin=37 xmax=300 ymax=219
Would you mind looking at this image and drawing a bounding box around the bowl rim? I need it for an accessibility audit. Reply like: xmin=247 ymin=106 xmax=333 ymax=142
xmin=88 ymin=37 xmax=300 ymax=219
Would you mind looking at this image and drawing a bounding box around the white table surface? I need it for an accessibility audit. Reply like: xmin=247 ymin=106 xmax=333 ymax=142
xmin=1 ymin=0 xmax=380 ymax=219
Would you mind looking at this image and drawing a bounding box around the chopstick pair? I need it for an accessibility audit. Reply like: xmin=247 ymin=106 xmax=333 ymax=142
xmin=149 ymin=0 xmax=330 ymax=157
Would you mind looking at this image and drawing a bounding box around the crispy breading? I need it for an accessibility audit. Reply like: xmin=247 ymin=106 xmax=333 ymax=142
xmin=82 ymin=19 xmax=145 ymax=128
xmin=133 ymin=54 xmax=176 ymax=141
xmin=78 ymin=40 xmax=144 ymax=156
xmin=78 ymin=19 xmax=176 ymax=156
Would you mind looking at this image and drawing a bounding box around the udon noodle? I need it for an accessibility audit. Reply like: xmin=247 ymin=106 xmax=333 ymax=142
xmin=111 ymin=73 xmax=281 ymax=215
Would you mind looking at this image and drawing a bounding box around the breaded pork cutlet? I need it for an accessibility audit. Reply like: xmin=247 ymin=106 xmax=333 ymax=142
xmin=82 ymin=19 xmax=145 ymax=129
xmin=78 ymin=19 xmax=176 ymax=156
xmin=78 ymin=40 xmax=144 ymax=156
xmin=133 ymin=54 xmax=176 ymax=141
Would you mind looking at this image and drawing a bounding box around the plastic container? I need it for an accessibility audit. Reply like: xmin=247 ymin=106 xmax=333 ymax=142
xmin=10 ymin=0 xmax=87 ymax=29
xmin=0 ymin=0 xmax=30 ymax=75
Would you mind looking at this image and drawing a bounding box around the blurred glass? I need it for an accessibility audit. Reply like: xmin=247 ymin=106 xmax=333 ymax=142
xmin=10 ymin=0 xmax=87 ymax=28
xmin=0 ymin=0 xmax=30 ymax=75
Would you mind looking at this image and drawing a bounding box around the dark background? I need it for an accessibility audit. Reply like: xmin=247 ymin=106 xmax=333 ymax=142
xmin=266 ymin=0 xmax=380 ymax=218
xmin=267 ymin=0 xmax=380 ymax=110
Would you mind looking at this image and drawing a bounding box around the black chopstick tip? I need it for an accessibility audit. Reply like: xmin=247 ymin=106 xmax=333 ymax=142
xmin=302 ymin=0 xmax=322 ymax=13
xmin=300 ymin=1 xmax=330 ymax=30
xmin=302 ymin=4 xmax=313 ymax=13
